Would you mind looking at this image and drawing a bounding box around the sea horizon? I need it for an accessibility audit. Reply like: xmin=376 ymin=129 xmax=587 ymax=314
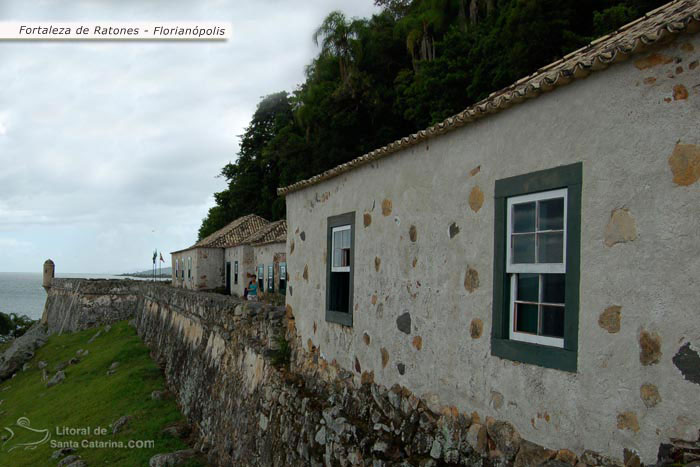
xmin=0 ymin=272 xmax=163 ymax=321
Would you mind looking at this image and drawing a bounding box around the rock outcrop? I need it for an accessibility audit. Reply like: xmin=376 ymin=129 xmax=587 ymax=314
xmin=0 ymin=323 xmax=48 ymax=382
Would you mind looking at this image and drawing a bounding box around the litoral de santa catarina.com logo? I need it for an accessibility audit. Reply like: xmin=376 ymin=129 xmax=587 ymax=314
xmin=1 ymin=417 xmax=50 ymax=452
xmin=1 ymin=417 xmax=154 ymax=452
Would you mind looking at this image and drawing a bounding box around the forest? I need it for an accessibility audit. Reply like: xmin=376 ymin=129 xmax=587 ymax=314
xmin=198 ymin=0 xmax=666 ymax=240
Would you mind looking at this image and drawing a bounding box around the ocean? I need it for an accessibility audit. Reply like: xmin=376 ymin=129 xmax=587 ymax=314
xmin=0 ymin=272 xmax=146 ymax=321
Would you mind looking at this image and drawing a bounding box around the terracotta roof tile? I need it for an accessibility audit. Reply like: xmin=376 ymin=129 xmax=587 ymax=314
xmin=171 ymin=214 xmax=269 ymax=253
xmin=278 ymin=0 xmax=700 ymax=196
xmin=243 ymin=220 xmax=287 ymax=246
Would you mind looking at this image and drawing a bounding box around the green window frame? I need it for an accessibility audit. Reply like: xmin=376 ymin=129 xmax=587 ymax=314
xmin=279 ymin=262 xmax=287 ymax=294
xmin=326 ymin=212 xmax=355 ymax=326
xmin=491 ymin=162 xmax=582 ymax=372
xmin=257 ymin=264 xmax=264 ymax=290
xmin=234 ymin=261 xmax=239 ymax=285
xmin=267 ymin=264 xmax=274 ymax=293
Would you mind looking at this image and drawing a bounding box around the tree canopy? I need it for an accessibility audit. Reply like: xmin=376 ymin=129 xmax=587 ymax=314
xmin=198 ymin=0 xmax=665 ymax=240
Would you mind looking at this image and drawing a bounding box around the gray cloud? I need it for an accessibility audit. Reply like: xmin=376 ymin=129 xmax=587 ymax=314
xmin=0 ymin=0 xmax=379 ymax=272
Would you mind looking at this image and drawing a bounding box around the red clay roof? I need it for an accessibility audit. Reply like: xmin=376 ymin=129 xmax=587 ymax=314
xmin=171 ymin=214 xmax=269 ymax=253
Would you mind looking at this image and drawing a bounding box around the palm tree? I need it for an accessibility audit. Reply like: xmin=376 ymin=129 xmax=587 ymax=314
xmin=313 ymin=11 xmax=364 ymax=82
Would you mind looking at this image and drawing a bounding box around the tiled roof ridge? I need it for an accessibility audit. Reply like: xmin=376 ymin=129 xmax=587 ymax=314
xmin=171 ymin=214 xmax=269 ymax=253
xmin=278 ymin=0 xmax=700 ymax=196
xmin=245 ymin=219 xmax=287 ymax=246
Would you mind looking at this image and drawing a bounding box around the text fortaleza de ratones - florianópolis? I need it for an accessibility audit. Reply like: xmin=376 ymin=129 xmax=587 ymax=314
xmin=17 ymin=25 xmax=227 ymax=38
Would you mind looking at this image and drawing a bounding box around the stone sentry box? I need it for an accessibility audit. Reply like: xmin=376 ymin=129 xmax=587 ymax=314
xmin=281 ymin=29 xmax=700 ymax=464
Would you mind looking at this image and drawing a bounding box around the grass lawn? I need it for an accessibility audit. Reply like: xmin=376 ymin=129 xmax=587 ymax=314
xmin=0 ymin=321 xmax=204 ymax=466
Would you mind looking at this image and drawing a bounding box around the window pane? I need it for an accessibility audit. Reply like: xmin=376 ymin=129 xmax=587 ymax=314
xmin=542 ymin=274 xmax=565 ymax=304
xmin=539 ymin=197 xmax=564 ymax=231
xmin=516 ymin=273 xmax=539 ymax=303
xmin=341 ymin=248 xmax=350 ymax=267
xmin=538 ymin=232 xmax=564 ymax=263
xmin=329 ymin=271 xmax=350 ymax=313
xmin=541 ymin=306 xmax=565 ymax=338
xmin=333 ymin=249 xmax=341 ymax=267
xmin=512 ymin=234 xmax=536 ymax=263
xmin=333 ymin=230 xmax=342 ymax=248
xmin=513 ymin=202 xmax=536 ymax=233
xmin=342 ymin=229 xmax=351 ymax=249
xmin=515 ymin=303 xmax=538 ymax=334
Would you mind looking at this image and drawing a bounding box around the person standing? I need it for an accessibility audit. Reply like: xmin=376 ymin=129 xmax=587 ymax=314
xmin=247 ymin=278 xmax=258 ymax=301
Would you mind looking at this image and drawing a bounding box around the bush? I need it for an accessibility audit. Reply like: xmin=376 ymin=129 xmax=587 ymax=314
xmin=271 ymin=335 xmax=291 ymax=368
xmin=0 ymin=312 xmax=36 ymax=340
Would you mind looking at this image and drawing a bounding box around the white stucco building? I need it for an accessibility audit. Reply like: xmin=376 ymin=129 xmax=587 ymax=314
xmin=279 ymin=3 xmax=700 ymax=463
xmin=171 ymin=214 xmax=268 ymax=291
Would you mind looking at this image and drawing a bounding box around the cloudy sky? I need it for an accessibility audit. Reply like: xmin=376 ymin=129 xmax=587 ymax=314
xmin=0 ymin=0 xmax=379 ymax=274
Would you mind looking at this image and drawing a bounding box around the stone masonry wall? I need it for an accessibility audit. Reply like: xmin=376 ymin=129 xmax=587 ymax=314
xmin=42 ymin=279 xmax=699 ymax=465
xmin=42 ymin=279 xmax=142 ymax=334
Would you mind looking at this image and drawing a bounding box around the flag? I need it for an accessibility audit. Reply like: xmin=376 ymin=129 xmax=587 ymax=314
xmin=159 ymin=253 xmax=165 ymax=263
xmin=152 ymin=250 xmax=157 ymax=265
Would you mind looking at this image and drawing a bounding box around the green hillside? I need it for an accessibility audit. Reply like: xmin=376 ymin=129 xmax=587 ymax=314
xmin=0 ymin=322 xmax=203 ymax=466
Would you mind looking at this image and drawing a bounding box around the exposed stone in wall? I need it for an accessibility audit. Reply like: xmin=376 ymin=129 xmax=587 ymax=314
xmin=469 ymin=165 xmax=480 ymax=177
xmin=396 ymin=312 xmax=411 ymax=334
xmin=409 ymin=225 xmax=417 ymax=242
xmin=382 ymin=199 xmax=393 ymax=216
xmin=604 ymin=209 xmax=637 ymax=247
xmin=668 ymin=143 xmax=700 ymax=186
xmin=463 ymin=267 xmax=479 ymax=293
xmin=468 ymin=186 xmax=484 ymax=213
xmin=362 ymin=331 xmax=372 ymax=345
xmin=672 ymin=343 xmax=700 ymax=385
xmin=299 ymin=231 xmax=306 ymax=241
xmin=303 ymin=265 xmax=309 ymax=281
xmin=290 ymin=239 xmax=295 ymax=255
xmin=374 ymin=257 xmax=381 ymax=272
xmin=634 ymin=53 xmax=673 ymax=69
xmin=488 ymin=420 xmax=521 ymax=458
xmin=469 ymin=319 xmax=483 ymax=339
xmin=640 ymin=383 xmax=662 ymax=408
xmin=449 ymin=223 xmax=460 ymax=238
xmin=598 ymin=306 xmax=622 ymax=333
xmin=673 ymin=84 xmax=689 ymax=100
xmin=556 ymin=449 xmax=577 ymax=465
xmin=617 ymin=411 xmax=640 ymax=433
xmin=396 ymin=362 xmax=405 ymax=375
xmin=514 ymin=440 xmax=555 ymax=467
xmin=380 ymin=347 xmax=389 ymax=368
xmin=639 ymin=330 xmax=662 ymax=366
xmin=412 ymin=336 xmax=422 ymax=351
xmin=364 ymin=213 xmax=372 ymax=227
xmin=490 ymin=391 xmax=503 ymax=410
